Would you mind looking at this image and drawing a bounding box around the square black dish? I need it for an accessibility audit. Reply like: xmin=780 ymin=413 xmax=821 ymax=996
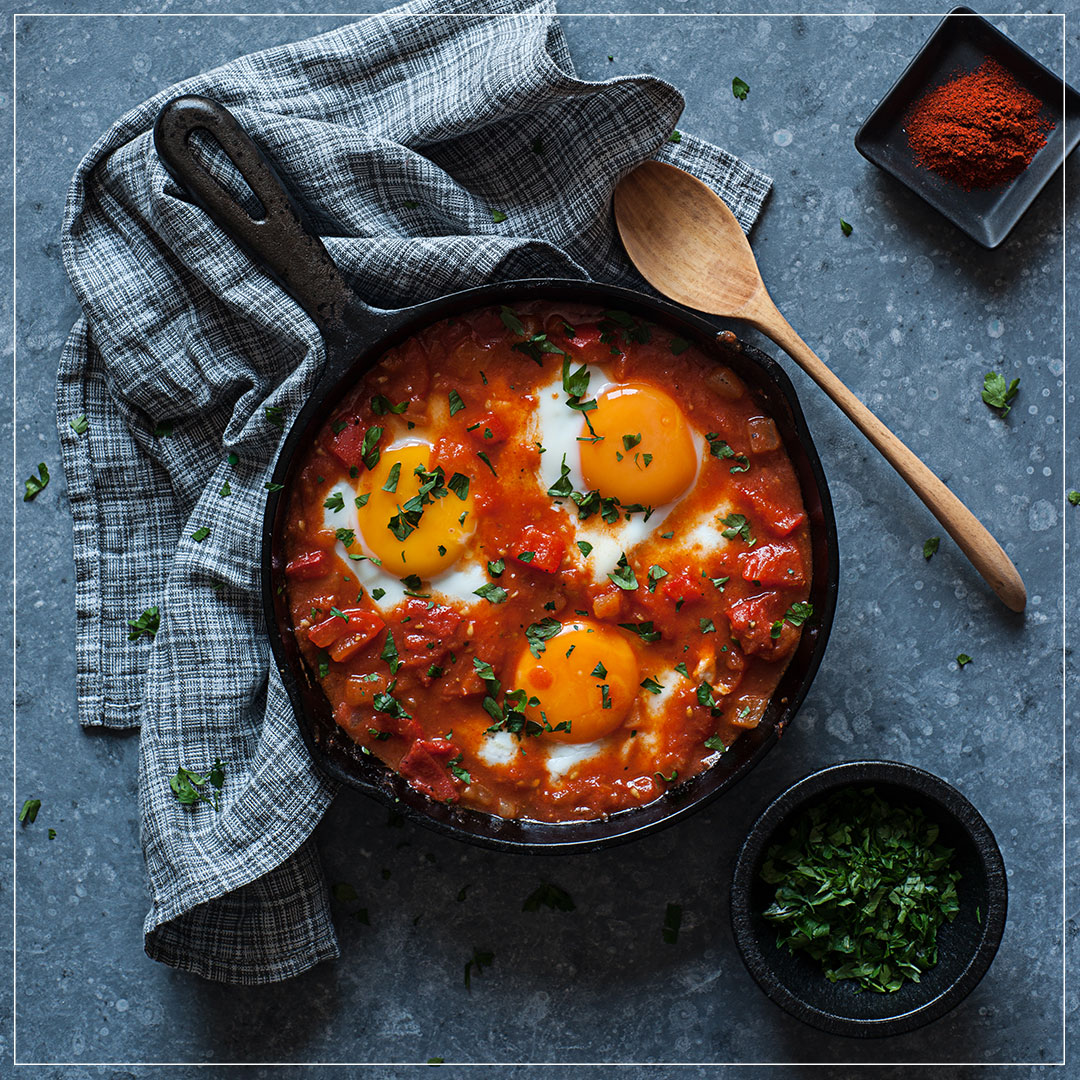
xmin=854 ymin=6 xmax=1079 ymax=248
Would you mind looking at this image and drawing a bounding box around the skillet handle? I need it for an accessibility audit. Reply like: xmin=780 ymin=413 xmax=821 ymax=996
xmin=153 ymin=95 xmax=358 ymax=343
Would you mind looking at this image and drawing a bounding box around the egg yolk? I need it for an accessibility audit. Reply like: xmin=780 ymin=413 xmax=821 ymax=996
xmin=513 ymin=621 xmax=640 ymax=743
xmin=356 ymin=443 xmax=474 ymax=578
xmin=578 ymin=382 xmax=697 ymax=506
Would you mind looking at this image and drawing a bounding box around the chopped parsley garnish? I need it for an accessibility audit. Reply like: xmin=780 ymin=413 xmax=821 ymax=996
xmin=154 ymin=422 xmax=173 ymax=438
xmin=474 ymin=583 xmax=508 ymax=604
xmin=169 ymin=759 xmax=226 ymax=810
xmin=525 ymin=617 xmax=563 ymax=658
xmin=705 ymin=433 xmax=749 ymax=472
xmin=608 ymin=553 xmax=639 ymax=591
xmin=669 ymin=337 xmax=690 ymax=355
xmin=448 ymin=389 xmax=466 ymax=417
xmin=371 ymin=394 xmax=408 ymax=415
xmin=371 ymin=587 xmax=386 ymax=600
xmin=324 ymin=491 xmax=345 ymax=512
xmin=783 ymin=601 xmax=813 ymax=627
xmin=476 ymin=451 xmax=497 ymax=476
xmin=329 ymin=607 xmax=349 ymax=622
xmin=560 ymin=354 xmax=599 ymax=436
xmin=720 ymin=513 xmax=755 ymax=545
xmin=128 ymin=605 xmax=161 ymax=641
xmin=662 ymin=902 xmax=682 ymax=943
xmin=464 ymin=947 xmax=494 ymax=990
xmin=265 ymin=482 xmax=285 ymax=492
xmin=381 ymin=630 xmax=402 ymax=675
xmin=23 ymin=463 xmax=49 ymax=501
xmin=704 ymin=734 xmax=726 ymax=752
xmin=400 ymin=574 xmax=423 ymax=591
xmin=840 ymin=218 xmax=853 ymax=237
xmin=696 ymin=681 xmax=721 ymax=713
xmin=487 ymin=558 xmax=505 ymax=576
xmin=618 ymin=620 xmax=661 ymax=643
xmin=317 ymin=651 xmax=330 ymax=679
xmin=923 ymin=537 xmax=940 ymax=560
xmin=982 ymin=372 xmax=1019 ymax=416
xmin=956 ymin=653 xmax=972 ymax=667
xmin=674 ymin=662 xmax=690 ymax=678
xmin=500 ymin=306 xmax=527 ymax=336
xmin=448 ymin=753 xmax=471 ymax=784
xmin=647 ymin=565 xmax=668 ymax=593
xmin=591 ymin=661 xmax=607 ymax=679
xmin=191 ymin=526 xmax=210 ymax=542
xmin=577 ymin=540 xmax=593 ymax=557
xmin=332 ymin=420 xmax=348 ymax=435
xmin=447 ymin=472 xmax=470 ymax=500
xmin=622 ymin=432 xmax=642 ymax=451
xmin=382 ymin=462 xmax=401 ymax=492
xmin=522 ymin=882 xmax=576 ymax=912
xmin=517 ymin=551 xmax=535 ymax=563
xmin=374 ymin=682 xmax=412 ymax=720
xmin=361 ymin=426 xmax=383 ymax=470
xmin=732 ymin=76 xmax=749 ymax=100
xmin=335 ymin=527 xmax=356 ymax=548
xmin=761 ymin=786 xmax=961 ymax=993
xmin=600 ymin=684 xmax=612 ymax=709
xmin=19 ymin=798 xmax=41 ymax=824
xmin=641 ymin=677 xmax=664 ymax=695
xmin=656 ymin=769 xmax=678 ymax=783
xmin=70 ymin=415 xmax=89 ymax=435
xmin=699 ymin=617 xmax=715 ymax=634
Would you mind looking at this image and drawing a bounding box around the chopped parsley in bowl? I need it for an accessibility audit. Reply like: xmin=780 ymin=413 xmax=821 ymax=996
xmin=730 ymin=760 xmax=1007 ymax=1038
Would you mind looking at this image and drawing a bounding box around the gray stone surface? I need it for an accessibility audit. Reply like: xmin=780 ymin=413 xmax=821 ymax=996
xmin=8 ymin=1 xmax=1077 ymax=1073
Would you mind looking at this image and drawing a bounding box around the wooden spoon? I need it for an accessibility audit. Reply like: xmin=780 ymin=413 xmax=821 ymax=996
xmin=614 ymin=160 xmax=1025 ymax=612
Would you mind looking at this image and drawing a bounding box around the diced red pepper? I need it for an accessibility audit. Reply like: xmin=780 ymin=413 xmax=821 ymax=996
xmin=398 ymin=599 xmax=465 ymax=663
xmin=465 ymin=413 xmax=509 ymax=446
xmin=512 ymin=525 xmax=565 ymax=573
xmin=738 ymin=542 xmax=805 ymax=587
xmin=307 ymin=607 xmax=384 ymax=650
xmin=399 ymin=740 xmax=460 ymax=802
xmin=371 ymin=709 xmax=423 ymax=742
xmin=328 ymin=418 xmax=369 ymax=470
xmin=285 ymin=550 xmax=333 ymax=581
xmin=564 ymin=322 xmax=603 ymax=349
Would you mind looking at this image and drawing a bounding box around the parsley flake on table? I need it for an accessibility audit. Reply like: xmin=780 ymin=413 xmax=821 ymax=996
xmin=191 ymin=526 xmax=210 ymax=542
xmin=128 ymin=605 xmax=160 ymax=641
xmin=923 ymin=536 xmax=940 ymax=560
xmin=153 ymin=422 xmax=173 ymax=438
xmin=23 ymin=462 xmax=49 ymax=501
xmin=840 ymin=218 xmax=853 ymax=237
xmin=981 ymin=371 xmax=1019 ymax=416
xmin=265 ymin=482 xmax=285 ymax=492
xmin=169 ymin=758 xmax=226 ymax=810
xmin=69 ymin=415 xmax=89 ymax=435
xmin=662 ymin=902 xmax=682 ymax=943
xmin=761 ymin=786 xmax=961 ymax=993
xmin=264 ymin=404 xmax=285 ymax=428
xmin=732 ymin=76 xmax=749 ymax=100
xmin=219 ymin=480 xmax=231 ymax=497
xmin=490 ymin=209 xmax=508 ymax=224
xmin=1067 ymin=490 xmax=1080 ymax=506
xmin=523 ymin=881 xmax=576 ymax=912
xmin=19 ymin=798 xmax=41 ymax=825
xmin=956 ymin=653 xmax=972 ymax=667
xmin=667 ymin=130 xmax=682 ymax=143
xmin=464 ymin=947 xmax=494 ymax=990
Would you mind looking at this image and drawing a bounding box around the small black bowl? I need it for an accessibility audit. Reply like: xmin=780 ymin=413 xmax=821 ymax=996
xmin=730 ymin=760 xmax=1007 ymax=1038
xmin=854 ymin=7 xmax=1080 ymax=248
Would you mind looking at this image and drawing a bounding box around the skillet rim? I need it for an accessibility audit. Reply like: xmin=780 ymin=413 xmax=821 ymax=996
xmin=262 ymin=278 xmax=839 ymax=854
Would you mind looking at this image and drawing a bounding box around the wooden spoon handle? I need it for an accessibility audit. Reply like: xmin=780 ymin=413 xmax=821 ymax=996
xmin=751 ymin=298 xmax=1026 ymax=612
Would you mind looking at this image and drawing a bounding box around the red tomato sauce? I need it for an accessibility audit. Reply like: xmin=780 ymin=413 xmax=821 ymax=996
xmin=281 ymin=303 xmax=813 ymax=823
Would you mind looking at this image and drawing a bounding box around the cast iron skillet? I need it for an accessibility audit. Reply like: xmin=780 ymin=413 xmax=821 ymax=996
xmin=154 ymin=95 xmax=839 ymax=854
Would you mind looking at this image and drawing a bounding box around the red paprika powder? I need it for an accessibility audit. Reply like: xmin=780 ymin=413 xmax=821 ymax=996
xmin=904 ymin=57 xmax=1054 ymax=190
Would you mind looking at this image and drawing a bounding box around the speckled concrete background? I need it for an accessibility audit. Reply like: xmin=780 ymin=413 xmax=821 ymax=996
xmin=7 ymin=0 xmax=1077 ymax=1073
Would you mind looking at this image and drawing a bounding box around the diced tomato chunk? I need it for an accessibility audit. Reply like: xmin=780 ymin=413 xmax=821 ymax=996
xmin=285 ymin=550 xmax=333 ymax=581
xmin=465 ymin=413 xmax=509 ymax=446
xmin=738 ymin=542 xmax=805 ymax=587
xmin=660 ymin=567 xmax=708 ymax=605
xmin=565 ymin=322 xmax=603 ymax=349
xmin=371 ymin=709 xmax=423 ymax=742
xmin=733 ymin=472 xmax=807 ymax=537
xmin=398 ymin=740 xmax=459 ymax=802
xmin=512 ymin=525 xmax=565 ymax=573
xmin=307 ymin=607 xmax=384 ymax=650
xmin=725 ymin=594 xmax=797 ymax=659
xmin=327 ymin=417 xmax=369 ymax=469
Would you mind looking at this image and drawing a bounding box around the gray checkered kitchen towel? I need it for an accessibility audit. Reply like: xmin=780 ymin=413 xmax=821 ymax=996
xmin=56 ymin=0 xmax=771 ymax=984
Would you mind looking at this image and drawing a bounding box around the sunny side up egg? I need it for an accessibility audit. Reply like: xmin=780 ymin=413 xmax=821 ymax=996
xmin=282 ymin=302 xmax=814 ymax=824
